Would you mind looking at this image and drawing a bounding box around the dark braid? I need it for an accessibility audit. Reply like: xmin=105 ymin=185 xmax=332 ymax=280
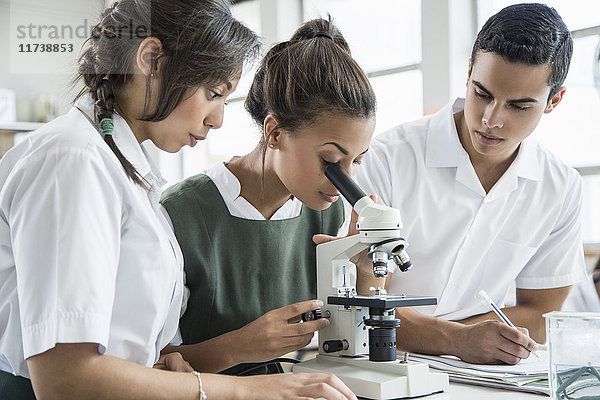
xmin=77 ymin=1 xmax=147 ymax=187
xmin=95 ymin=78 xmax=146 ymax=187
xmin=75 ymin=0 xmax=260 ymax=187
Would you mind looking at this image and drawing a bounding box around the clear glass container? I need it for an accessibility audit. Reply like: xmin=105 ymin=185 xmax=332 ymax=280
xmin=544 ymin=311 xmax=600 ymax=399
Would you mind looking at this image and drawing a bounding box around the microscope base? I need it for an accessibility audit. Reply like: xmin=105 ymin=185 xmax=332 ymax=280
xmin=292 ymin=354 xmax=449 ymax=399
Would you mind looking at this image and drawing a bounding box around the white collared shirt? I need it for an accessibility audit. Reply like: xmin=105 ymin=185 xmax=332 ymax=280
xmin=356 ymin=98 xmax=587 ymax=320
xmin=202 ymin=160 xmax=352 ymax=233
xmin=0 ymin=94 xmax=184 ymax=377
xmin=204 ymin=159 xmax=304 ymax=220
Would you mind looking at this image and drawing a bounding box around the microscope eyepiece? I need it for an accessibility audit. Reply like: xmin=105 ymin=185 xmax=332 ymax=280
xmin=324 ymin=163 xmax=367 ymax=207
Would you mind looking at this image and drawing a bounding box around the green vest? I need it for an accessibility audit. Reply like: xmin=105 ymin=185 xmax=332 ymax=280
xmin=0 ymin=370 xmax=36 ymax=399
xmin=161 ymin=174 xmax=344 ymax=345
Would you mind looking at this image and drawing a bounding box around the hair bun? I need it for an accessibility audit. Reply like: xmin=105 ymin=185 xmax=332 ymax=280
xmin=313 ymin=32 xmax=334 ymax=40
xmin=244 ymin=17 xmax=375 ymax=136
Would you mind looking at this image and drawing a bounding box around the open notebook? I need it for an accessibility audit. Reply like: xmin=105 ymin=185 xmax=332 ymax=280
xmin=408 ymin=351 xmax=550 ymax=396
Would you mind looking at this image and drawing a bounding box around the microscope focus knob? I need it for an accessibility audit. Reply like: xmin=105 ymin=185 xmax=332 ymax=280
xmin=323 ymin=339 xmax=349 ymax=353
xmin=301 ymin=309 xmax=331 ymax=322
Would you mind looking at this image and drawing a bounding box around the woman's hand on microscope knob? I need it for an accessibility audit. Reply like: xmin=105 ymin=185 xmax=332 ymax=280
xmin=313 ymin=194 xmax=377 ymax=276
xmin=232 ymin=300 xmax=329 ymax=363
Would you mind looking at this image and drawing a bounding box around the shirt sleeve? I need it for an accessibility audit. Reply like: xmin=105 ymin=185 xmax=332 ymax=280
xmin=515 ymin=172 xmax=587 ymax=289
xmin=7 ymin=147 xmax=123 ymax=358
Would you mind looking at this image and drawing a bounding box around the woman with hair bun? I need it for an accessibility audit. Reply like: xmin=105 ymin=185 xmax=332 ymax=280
xmin=0 ymin=1 xmax=355 ymax=399
xmin=161 ymin=17 xmax=379 ymax=375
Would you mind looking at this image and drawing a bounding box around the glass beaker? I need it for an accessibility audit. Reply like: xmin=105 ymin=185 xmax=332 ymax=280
xmin=544 ymin=311 xmax=600 ymax=399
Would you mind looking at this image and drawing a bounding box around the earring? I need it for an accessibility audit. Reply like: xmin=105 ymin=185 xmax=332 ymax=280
xmin=150 ymin=73 xmax=154 ymax=78
xmin=269 ymin=144 xmax=275 ymax=148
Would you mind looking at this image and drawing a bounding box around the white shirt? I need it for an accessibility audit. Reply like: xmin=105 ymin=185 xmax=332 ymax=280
xmin=562 ymin=273 xmax=600 ymax=312
xmin=204 ymin=159 xmax=304 ymax=220
xmin=203 ymin=159 xmax=352 ymax=231
xmin=0 ymin=94 xmax=184 ymax=377
xmin=356 ymin=98 xmax=587 ymax=320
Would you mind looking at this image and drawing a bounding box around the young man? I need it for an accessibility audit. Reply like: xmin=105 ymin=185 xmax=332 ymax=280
xmin=354 ymin=3 xmax=587 ymax=364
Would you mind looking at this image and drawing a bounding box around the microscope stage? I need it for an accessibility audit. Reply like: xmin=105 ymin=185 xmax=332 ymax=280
xmin=327 ymin=295 xmax=437 ymax=309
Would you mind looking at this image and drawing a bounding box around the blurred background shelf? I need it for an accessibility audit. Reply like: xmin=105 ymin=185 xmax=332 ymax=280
xmin=0 ymin=122 xmax=43 ymax=133
xmin=0 ymin=121 xmax=42 ymax=157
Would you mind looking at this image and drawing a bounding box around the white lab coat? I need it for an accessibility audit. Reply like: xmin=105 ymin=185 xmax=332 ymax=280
xmin=356 ymin=98 xmax=587 ymax=321
xmin=0 ymin=94 xmax=184 ymax=378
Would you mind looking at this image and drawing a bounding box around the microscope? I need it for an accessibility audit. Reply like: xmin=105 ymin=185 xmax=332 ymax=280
xmin=292 ymin=163 xmax=448 ymax=399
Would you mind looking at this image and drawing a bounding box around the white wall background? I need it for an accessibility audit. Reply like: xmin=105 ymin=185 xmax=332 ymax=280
xmin=0 ymin=0 xmax=105 ymax=120
xmin=1 ymin=0 xmax=599 ymax=253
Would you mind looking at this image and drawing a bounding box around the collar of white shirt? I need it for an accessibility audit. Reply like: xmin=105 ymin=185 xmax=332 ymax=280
xmin=204 ymin=158 xmax=303 ymax=220
xmin=425 ymin=98 xmax=542 ymax=199
xmin=74 ymin=93 xmax=166 ymax=190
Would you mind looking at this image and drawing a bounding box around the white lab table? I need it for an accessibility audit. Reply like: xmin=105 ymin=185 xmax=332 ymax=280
xmin=292 ymin=347 xmax=548 ymax=399
xmin=423 ymin=382 xmax=544 ymax=400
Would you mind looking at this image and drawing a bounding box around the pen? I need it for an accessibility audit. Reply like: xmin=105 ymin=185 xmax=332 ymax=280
xmin=478 ymin=289 xmax=539 ymax=359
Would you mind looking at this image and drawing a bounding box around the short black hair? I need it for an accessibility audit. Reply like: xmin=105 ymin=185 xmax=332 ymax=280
xmin=470 ymin=3 xmax=573 ymax=100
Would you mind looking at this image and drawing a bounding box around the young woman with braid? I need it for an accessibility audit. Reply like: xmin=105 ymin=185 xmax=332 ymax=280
xmin=160 ymin=18 xmax=379 ymax=375
xmin=0 ymin=1 xmax=356 ymax=399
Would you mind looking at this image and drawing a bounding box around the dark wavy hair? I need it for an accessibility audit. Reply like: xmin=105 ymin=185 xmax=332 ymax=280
xmin=471 ymin=3 xmax=573 ymax=101
xmin=75 ymin=0 xmax=260 ymax=186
